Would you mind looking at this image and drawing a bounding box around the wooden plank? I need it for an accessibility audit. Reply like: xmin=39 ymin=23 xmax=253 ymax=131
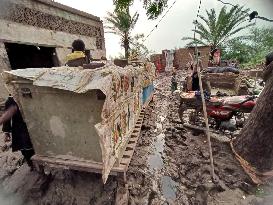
xmin=32 ymin=155 xmax=126 ymax=174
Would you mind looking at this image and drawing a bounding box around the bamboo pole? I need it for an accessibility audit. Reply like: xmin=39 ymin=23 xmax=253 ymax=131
xmin=195 ymin=50 xmax=216 ymax=181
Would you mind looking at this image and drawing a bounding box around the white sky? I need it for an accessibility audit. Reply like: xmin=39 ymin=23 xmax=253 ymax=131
xmin=55 ymin=0 xmax=273 ymax=58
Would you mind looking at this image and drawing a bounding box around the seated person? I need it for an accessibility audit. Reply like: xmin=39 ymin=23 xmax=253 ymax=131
xmin=66 ymin=39 xmax=89 ymax=67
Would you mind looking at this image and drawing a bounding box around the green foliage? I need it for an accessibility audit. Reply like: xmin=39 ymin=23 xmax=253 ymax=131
xmin=221 ymin=39 xmax=252 ymax=64
xmin=113 ymin=0 xmax=168 ymax=19
xmin=222 ymin=27 xmax=273 ymax=68
xmin=105 ymin=8 xmax=139 ymax=59
xmin=129 ymin=34 xmax=151 ymax=58
xmin=113 ymin=0 xmax=134 ymax=11
xmin=182 ymin=5 xmax=253 ymax=49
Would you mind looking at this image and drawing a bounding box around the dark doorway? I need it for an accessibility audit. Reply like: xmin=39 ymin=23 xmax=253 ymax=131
xmin=5 ymin=43 xmax=59 ymax=70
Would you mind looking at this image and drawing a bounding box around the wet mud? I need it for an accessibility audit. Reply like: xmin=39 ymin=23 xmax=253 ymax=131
xmin=0 ymin=71 xmax=272 ymax=205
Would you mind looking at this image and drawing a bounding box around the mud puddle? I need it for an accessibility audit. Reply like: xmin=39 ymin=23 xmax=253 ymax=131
xmin=148 ymin=133 xmax=165 ymax=170
xmin=161 ymin=176 xmax=178 ymax=201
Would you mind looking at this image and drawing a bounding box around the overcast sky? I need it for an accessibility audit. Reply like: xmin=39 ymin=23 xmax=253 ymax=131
xmin=55 ymin=0 xmax=273 ymax=58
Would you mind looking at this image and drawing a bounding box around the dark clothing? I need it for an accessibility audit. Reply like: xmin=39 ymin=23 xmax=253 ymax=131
xmin=2 ymin=97 xmax=34 ymax=152
xmin=21 ymin=149 xmax=35 ymax=167
xmin=192 ymin=72 xmax=200 ymax=91
xmin=171 ymin=76 xmax=178 ymax=92
xmin=66 ymin=57 xmax=88 ymax=67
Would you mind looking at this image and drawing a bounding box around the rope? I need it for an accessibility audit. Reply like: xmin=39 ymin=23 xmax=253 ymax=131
xmin=193 ymin=0 xmax=216 ymax=181
xmin=143 ymin=0 xmax=177 ymax=42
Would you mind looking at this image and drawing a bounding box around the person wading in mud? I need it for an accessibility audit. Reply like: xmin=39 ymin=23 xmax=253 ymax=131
xmin=0 ymin=95 xmax=35 ymax=169
xmin=66 ymin=39 xmax=89 ymax=67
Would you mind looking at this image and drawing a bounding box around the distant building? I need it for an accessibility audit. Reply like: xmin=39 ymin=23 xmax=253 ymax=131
xmin=173 ymin=46 xmax=211 ymax=69
xmin=150 ymin=46 xmax=211 ymax=71
xmin=0 ymin=0 xmax=106 ymax=101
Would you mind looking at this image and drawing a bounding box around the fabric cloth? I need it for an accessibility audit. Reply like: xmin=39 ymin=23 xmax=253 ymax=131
xmin=2 ymin=97 xmax=34 ymax=152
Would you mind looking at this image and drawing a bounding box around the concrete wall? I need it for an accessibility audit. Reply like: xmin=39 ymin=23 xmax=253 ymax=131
xmin=0 ymin=0 xmax=105 ymax=52
xmin=0 ymin=43 xmax=11 ymax=101
xmin=16 ymin=83 xmax=104 ymax=163
xmin=0 ymin=0 xmax=106 ymax=100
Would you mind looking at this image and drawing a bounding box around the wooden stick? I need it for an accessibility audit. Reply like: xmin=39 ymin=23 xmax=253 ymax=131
xmin=254 ymin=72 xmax=258 ymax=91
xmin=195 ymin=50 xmax=216 ymax=181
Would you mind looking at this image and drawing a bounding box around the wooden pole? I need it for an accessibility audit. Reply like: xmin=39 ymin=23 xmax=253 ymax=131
xmin=254 ymin=72 xmax=258 ymax=91
xmin=195 ymin=49 xmax=216 ymax=181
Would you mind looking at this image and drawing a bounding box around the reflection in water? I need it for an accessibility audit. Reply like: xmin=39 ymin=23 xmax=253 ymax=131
xmin=0 ymin=188 xmax=23 ymax=205
xmin=148 ymin=133 xmax=165 ymax=170
xmin=161 ymin=176 xmax=178 ymax=200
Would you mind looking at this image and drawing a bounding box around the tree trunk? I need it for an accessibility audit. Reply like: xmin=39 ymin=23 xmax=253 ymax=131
xmin=234 ymin=62 xmax=273 ymax=172
xmin=124 ymin=33 xmax=129 ymax=60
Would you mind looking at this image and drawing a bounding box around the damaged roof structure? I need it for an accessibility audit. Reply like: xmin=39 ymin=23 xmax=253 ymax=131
xmin=0 ymin=0 xmax=106 ymax=101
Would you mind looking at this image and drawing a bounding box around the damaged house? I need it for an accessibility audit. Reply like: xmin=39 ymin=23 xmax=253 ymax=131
xmin=0 ymin=0 xmax=106 ymax=102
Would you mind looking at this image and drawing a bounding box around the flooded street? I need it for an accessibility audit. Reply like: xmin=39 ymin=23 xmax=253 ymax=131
xmin=0 ymin=71 xmax=272 ymax=205
xmin=127 ymin=71 xmax=270 ymax=205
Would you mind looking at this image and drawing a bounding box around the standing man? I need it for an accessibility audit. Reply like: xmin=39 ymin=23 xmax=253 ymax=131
xmin=0 ymin=96 xmax=34 ymax=168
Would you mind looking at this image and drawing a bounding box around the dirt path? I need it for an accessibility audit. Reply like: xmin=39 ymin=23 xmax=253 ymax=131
xmin=127 ymin=71 xmax=271 ymax=205
xmin=0 ymin=71 xmax=272 ymax=205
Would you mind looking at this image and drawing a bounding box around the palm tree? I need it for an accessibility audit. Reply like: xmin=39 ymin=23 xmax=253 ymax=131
xmin=105 ymin=8 xmax=139 ymax=59
xmin=113 ymin=0 xmax=168 ymax=19
xmin=182 ymin=5 xmax=254 ymax=50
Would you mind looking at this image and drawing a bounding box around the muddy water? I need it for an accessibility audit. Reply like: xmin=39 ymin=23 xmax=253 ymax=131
xmin=148 ymin=133 xmax=165 ymax=170
xmin=161 ymin=176 xmax=178 ymax=201
xmin=0 ymin=71 xmax=270 ymax=205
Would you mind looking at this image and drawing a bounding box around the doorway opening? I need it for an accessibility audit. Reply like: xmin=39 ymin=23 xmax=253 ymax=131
xmin=5 ymin=43 xmax=59 ymax=70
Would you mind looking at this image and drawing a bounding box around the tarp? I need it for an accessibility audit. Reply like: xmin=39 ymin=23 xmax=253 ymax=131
xmin=3 ymin=61 xmax=155 ymax=182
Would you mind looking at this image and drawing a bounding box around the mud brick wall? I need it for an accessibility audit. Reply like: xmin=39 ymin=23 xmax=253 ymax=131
xmin=150 ymin=54 xmax=163 ymax=71
xmin=173 ymin=46 xmax=210 ymax=70
xmin=242 ymin=70 xmax=263 ymax=79
xmin=0 ymin=1 xmax=105 ymax=50
xmin=161 ymin=50 xmax=167 ymax=70
xmin=150 ymin=54 xmax=162 ymax=63
xmin=203 ymin=73 xmax=239 ymax=89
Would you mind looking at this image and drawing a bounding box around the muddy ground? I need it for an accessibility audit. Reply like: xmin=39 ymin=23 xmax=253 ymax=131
xmin=0 ymin=71 xmax=272 ymax=205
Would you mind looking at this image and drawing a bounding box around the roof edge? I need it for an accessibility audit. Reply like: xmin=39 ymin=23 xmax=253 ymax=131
xmin=33 ymin=0 xmax=101 ymax=22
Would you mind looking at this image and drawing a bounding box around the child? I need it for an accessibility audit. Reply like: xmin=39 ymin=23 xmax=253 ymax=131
xmin=171 ymin=71 xmax=178 ymax=93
